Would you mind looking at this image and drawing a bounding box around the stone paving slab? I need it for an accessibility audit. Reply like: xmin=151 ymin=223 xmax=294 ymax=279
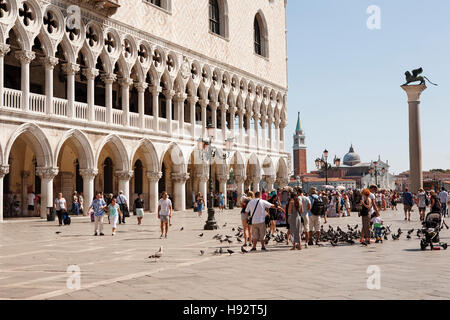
xmin=0 ymin=206 xmax=449 ymax=300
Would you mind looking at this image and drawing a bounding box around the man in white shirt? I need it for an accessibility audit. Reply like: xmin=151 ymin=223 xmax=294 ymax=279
xmin=245 ymin=191 xmax=277 ymax=251
xmin=438 ymin=188 xmax=448 ymax=217
xmin=297 ymin=189 xmax=311 ymax=246
xmin=158 ymin=191 xmax=172 ymax=239
xmin=27 ymin=190 xmax=35 ymax=216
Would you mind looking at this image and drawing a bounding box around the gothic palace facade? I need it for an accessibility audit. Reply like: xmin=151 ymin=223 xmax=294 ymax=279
xmin=0 ymin=0 xmax=290 ymax=220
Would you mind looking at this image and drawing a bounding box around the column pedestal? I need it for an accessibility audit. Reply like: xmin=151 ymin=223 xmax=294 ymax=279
xmin=116 ymin=171 xmax=133 ymax=208
xmin=36 ymin=167 xmax=59 ymax=219
xmin=172 ymin=173 xmax=189 ymax=211
xmin=0 ymin=166 xmax=9 ymax=222
xmin=401 ymin=84 xmax=427 ymax=192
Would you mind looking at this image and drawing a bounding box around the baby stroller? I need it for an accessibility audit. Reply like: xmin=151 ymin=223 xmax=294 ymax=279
xmin=420 ymin=212 xmax=448 ymax=250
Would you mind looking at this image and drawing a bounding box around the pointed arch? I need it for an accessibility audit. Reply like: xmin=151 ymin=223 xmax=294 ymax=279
xmin=160 ymin=142 xmax=186 ymax=174
xmin=5 ymin=123 xmax=53 ymax=168
xmin=95 ymin=134 xmax=130 ymax=172
xmin=54 ymin=129 xmax=95 ymax=170
xmin=130 ymin=138 xmax=159 ymax=173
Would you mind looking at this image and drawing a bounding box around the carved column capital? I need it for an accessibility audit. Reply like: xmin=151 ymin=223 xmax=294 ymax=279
xmin=171 ymin=172 xmax=190 ymax=183
xmin=42 ymin=56 xmax=59 ymax=69
xmin=265 ymin=176 xmax=276 ymax=185
xmin=234 ymin=175 xmax=245 ymax=184
xmin=146 ymin=171 xmax=162 ymax=182
xmin=196 ymin=174 xmax=209 ymax=183
xmin=62 ymin=63 xmax=80 ymax=75
xmin=150 ymin=85 xmax=162 ymax=95
xmin=199 ymin=99 xmax=209 ymax=108
xmin=173 ymin=92 xmax=187 ymax=102
xmin=15 ymin=50 xmax=36 ymax=64
xmin=0 ymin=165 xmax=9 ymax=178
xmin=217 ymin=175 xmax=229 ymax=184
xmin=0 ymin=43 xmax=10 ymax=57
xmin=135 ymin=82 xmax=148 ymax=93
xmin=79 ymin=168 xmax=98 ymax=179
xmin=163 ymin=89 xmax=175 ymax=99
xmin=119 ymin=77 xmax=134 ymax=88
xmin=101 ymin=73 xmax=117 ymax=84
xmin=115 ymin=170 xmax=134 ymax=181
xmin=83 ymin=68 xmax=99 ymax=80
xmin=187 ymin=96 xmax=198 ymax=105
xmin=36 ymin=167 xmax=59 ymax=180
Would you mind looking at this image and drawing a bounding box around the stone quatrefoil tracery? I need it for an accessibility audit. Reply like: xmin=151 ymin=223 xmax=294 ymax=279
xmin=138 ymin=44 xmax=148 ymax=63
xmin=105 ymin=33 xmax=115 ymax=53
xmin=153 ymin=50 xmax=161 ymax=67
xmin=86 ymin=26 xmax=98 ymax=47
xmin=19 ymin=2 xmax=33 ymax=26
xmin=0 ymin=0 xmax=8 ymax=18
xmin=66 ymin=24 xmax=80 ymax=41
xmin=43 ymin=11 xmax=57 ymax=34
xmin=167 ymin=55 xmax=175 ymax=72
xmin=123 ymin=39 xmax=132 ymax=58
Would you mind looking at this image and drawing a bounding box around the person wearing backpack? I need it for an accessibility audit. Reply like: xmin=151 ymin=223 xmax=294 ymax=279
xmin=430 ymin=190 xmax=441 ymax=214
xmin=308 ymin=187 xmax=325 ymax=245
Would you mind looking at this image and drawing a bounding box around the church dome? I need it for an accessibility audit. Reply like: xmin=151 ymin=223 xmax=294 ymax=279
xmin=343 ymin=145 xmax=361 ymax=166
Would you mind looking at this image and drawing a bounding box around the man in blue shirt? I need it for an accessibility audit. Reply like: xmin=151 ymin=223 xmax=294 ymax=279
xmin=89 ymin=192 xmax=107 ymax=236
xmin=402 ymin=188 xmax=414 ymax=221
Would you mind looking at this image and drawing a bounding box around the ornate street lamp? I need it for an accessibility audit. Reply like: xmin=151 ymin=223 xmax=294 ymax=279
xmin=369 ymin=160 xmax=386 ymax=188
xmin=198 ymin=123 xmax=234 ymax=230
xmin=315 ymin=149 xmax=339 ymax=186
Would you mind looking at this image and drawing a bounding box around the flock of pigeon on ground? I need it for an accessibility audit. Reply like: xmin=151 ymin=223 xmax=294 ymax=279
xmin=147 ymin=222 xmax=427 ymax=261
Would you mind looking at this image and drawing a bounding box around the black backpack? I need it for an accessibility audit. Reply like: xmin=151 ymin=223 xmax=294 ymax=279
xmin=63 ymin=215 xmax=71 ymax=225
xmin=311 ymin=196 xmax=325 ymax=216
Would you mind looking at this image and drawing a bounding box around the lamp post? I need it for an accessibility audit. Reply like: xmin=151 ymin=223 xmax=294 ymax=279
xmin=315 ymin=149 xmax=339 ymax=187
xmin=198 ymin=123 xmax=234 ymax=230
xmin=369 ymin=161 xmax=386 ymax=188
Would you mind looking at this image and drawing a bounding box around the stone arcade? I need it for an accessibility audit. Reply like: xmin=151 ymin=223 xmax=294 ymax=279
xmin=0 ymin=0 xmax=290 ymax=221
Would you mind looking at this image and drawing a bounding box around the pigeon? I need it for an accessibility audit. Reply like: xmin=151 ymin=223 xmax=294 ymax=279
xmin=55 ymin=231 xmax=61 ymax=235
xmin=384 ymin=234 xmax=388 ymax=241
xmin=241 ymin=246 xmax=248 ymax=254
xmin=227 ymin=239 xmax=233 ymax=245
xmin=237 ymin=237 xmax=243 ymax=243
xmin=180 ymin=227 xmax=184 ymax=231
xmin=200 ymin=250 xmax=205 ymax=256
xmin=227 ymin=249 xmax=234 ymax=255
xmin=354 ymin=224 xmax=358 ymax=230
xmin=232 ymin=228 xmax=235 ymax=232
xmin=392 ymin=234 xmax=400 ymax=240
xmin=222 ymin=223 xmax=227 ymax=228
xmin=198 ymin=233 xmax=204 ymax=238
xmin=214 ymin=248 xmax=220 ymax=255
xmin=149 ymin=246 xmax=163 ymax=259
xmin=219 ymin=247 xmax=224 ymax=254
xmin=361 ymin=241 xmax=368 ymax=246
xmin=347 ymin=239 xmax=355 ymax=245
xmin=330 ymin=239 xmax=338 ymax=247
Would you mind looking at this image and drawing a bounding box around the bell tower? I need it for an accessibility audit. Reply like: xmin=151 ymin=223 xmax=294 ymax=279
xmin=293 ymin=112 xmax=307 ymax=176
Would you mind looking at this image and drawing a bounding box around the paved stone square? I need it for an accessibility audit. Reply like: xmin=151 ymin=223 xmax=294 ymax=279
xmin=0 ymin=206 xmax=449 ymax=300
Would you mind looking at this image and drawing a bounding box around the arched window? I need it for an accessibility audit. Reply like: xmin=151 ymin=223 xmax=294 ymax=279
xmin=145 ymin=0 xmax=172 ymax=12
xmin=134 ymin=160 xmax=143 ymax=195
xmin=209 ymin=0 xmax=220 ymax=35
xmin=209 ymin=0 xmax=229 ymax=38
xmin=254 ymin=17 xmax=262 ymax=56
xmin=254 ymin=12 xmax=268 ymax=57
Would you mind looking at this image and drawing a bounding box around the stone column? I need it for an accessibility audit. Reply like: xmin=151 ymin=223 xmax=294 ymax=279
xmin=267 ymin=117 xmax=273 ymax=150
xmin=235 ymin=175 xmax=245 ymax=202
xmin=0 ymin=165 xmax=9 ymax=222
xmin=80 ymin=168 xmax=97 ymax=215
xmin=220 ymin=103 xmax=227 ymax=139
xmin=63 ymin=63 xmax=80 ymax=118
xmin=83 ymin=68 xmax=99 ymax=122
xmin=136 ymin=82 xmax=148 ymax=129
xmin=147 ymin=171 xmax=162 ymax=213
xmin=151 ymin=86 xmax=161 ymax=132
xmin=43 ymin=56 xmax=58 ymax=115
xmin=188 ymin=96 xmax=197 ymax=137
xmin=260 ymin=115 xmax=266 ymax=149
xmin=238 ymin=110 xmax=244 ymax=144
xmin=401 ymin=84 xmax=427 ymax=192
xmin=211 ymin=102 xmax=218 ymax=136
xmin=229 ymin=106 xmax=236 ymax=135
xmin=265 ymin=176 xmax=275 ymax=192
xmin=252 ymin=176 xmax=261 ymax=193
xmin=165 ymin=89 xmax=174 ymax=135
xmin=172 ymin=173 xmax=189 ymax=211
xmin=0 ymin=44 xmax=9 ymax=109
xmin=102 ymin=73 xmax=116 ymax=124
xmin=116 ymin=171 xmax=133 ymax=207
xmin=198 ymin=174 xmax=208 ymax=208
xmin=280 ymin=120 xmax=286 ymax=142
xmin=176 ymin=93 xmax=186 ymax=133
xmin=200 ymin=99 xmax=208 ymax=137
xmin=15 ymin=50 xmax=35 ymax=112
xmin=36 ymin=167 xmax=59 ymax=219
xmin=254 ymin=113 xmax=260 ymax=149
xmin=120 ymin=78 xmax=133 ymax=127
xmin=218 ymin=174 xmax=228 ymax=206
xmin=274 ymin=120 xmax=280 ymax=148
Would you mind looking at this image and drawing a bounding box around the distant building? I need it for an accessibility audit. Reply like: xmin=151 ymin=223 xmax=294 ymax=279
xmin=293 ymin=112 xmax=307 ymax=177
xmin=395 ymin=171 xmax=450 ymax=192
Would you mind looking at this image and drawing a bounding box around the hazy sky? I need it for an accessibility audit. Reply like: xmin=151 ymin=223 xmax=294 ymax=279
xmin=285 ymin=0 xmax=450 ymax=175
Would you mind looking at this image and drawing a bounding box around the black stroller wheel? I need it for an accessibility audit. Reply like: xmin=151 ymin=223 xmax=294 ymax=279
xmin=420 ymin=240 xmax=427 ymax=251
xmin=443 ymin=243 xmax=448 ymax=250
